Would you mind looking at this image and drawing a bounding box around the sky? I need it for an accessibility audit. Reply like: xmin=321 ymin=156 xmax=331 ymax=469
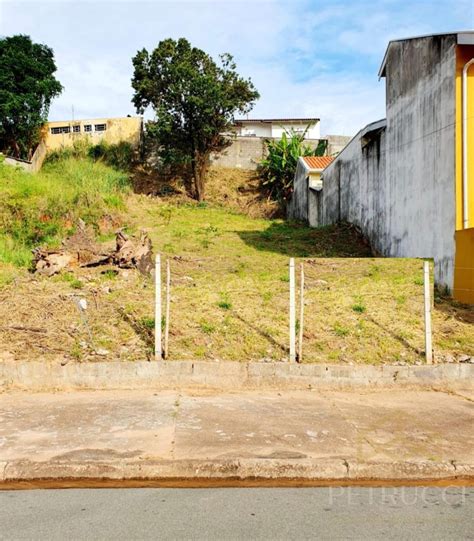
xmin=1 ymin=0 xmax=473 ymax=136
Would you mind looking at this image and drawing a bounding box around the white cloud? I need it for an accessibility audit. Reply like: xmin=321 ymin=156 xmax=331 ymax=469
xmin=1 ymin=0 xmax=470 ymax=136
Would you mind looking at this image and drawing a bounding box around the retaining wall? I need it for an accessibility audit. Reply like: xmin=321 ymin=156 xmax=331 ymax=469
xmin=1 ymin=361 xmax=472 ymax=392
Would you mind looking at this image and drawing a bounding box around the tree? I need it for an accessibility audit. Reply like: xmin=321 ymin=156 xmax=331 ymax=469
xmin=259 ymin=129 xmax=328 ymax=203
xmin=0 ymin=35 xmax=63 ymax=159
xmin=131 ymin=38 xmax=259 ymax=200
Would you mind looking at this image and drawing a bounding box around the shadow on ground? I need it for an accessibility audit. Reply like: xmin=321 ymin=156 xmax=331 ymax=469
xmin=237 ymin=221 xmax=373 ymax=258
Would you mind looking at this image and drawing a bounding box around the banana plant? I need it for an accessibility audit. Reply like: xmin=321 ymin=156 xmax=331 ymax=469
xmin=259 ymin=126 xmax=327 ymax=203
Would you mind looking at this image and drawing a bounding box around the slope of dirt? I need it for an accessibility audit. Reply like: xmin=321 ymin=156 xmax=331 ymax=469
xmin=131 ymin=166 xmax=281 ymax=219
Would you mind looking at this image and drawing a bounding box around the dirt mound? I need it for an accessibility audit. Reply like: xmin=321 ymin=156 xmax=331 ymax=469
xmin=131 ymin=165 xmax=281 ymax=218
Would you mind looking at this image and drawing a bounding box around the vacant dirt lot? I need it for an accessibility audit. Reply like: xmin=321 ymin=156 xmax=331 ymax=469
xmin=0 ymin=173 xmax=472 ymax=365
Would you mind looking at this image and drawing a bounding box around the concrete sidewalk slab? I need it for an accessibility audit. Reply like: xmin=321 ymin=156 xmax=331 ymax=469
xmin=0 ymin=389 xmax=473 ymax=486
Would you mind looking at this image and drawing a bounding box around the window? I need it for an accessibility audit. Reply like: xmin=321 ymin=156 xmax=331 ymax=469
xmin=72 ymin=125 xmax=81 ymax=133
xmin=94 ymin=124 xmax=107 ymax=132
xmin=50 ymin=126 xmax=70 ymax=135
xmin=84 ymin=125 xmax=92 ymax=132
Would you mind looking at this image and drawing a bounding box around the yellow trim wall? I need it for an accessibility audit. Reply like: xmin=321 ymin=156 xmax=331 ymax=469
xmin=44 ymin=117 xmax=143 ymax=152
xmin=454 ymin=228 xmax=474 ymax=304
xmin=455 ymin=46 xmax=474 ymax=230
xmin=455 ymin=47 xmax=474 ymax=303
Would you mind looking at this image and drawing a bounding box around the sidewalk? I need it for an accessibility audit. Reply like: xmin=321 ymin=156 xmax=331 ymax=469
xmin=0 ymin=389 xmax=473 ymax=487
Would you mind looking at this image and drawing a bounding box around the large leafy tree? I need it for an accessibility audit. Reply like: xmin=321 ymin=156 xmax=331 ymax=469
xmin=0 ymin=35 xmax=63 ymax=159
xmin=132 ymin=38 xmax=259 ymax=200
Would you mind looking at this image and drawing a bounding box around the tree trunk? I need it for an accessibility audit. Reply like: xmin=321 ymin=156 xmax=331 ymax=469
xmin=193 ymin=153 xmax=210 ymax=202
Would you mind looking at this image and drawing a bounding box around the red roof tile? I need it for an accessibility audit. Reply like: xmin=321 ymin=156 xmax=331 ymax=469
xmin=302 ymin=156 xmax=335 ymax=170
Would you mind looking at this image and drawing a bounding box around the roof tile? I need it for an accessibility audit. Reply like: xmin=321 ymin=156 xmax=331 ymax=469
xmin=302 ymin=156 xmax=335 ymax=170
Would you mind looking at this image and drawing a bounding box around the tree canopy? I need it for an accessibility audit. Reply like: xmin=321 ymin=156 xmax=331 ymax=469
xmin=131 ymin=38 xmax=259 ymax=200
xmin=0 ymin=35 xmax=63 ymax=159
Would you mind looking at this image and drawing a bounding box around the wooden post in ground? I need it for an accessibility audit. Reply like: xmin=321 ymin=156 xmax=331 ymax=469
xmin=155 ymin=254 xmax=162 ymax=360
xmin=289 ymin=258 xmax=296 ymax=362
xmin=423 ymin=260 xmax=433 ymax=364
xmin=298 ymin=262 xmax=305 ymax=363
xmin=164 ymin=258 xmax=171 ymax=359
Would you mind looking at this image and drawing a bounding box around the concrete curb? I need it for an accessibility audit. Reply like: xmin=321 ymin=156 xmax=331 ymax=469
xmin=0 ymin=361 xmax=473 ymax=391
xmin=1 ymin=459 xmax=472 ymax=487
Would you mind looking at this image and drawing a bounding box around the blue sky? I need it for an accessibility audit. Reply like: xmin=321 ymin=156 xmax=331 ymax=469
xmin=1 ymin=0 xmax=472 ymax=135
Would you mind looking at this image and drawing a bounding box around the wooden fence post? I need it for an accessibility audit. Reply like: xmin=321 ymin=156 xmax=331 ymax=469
xmin=289 ymin=258 xmax=296 ymax=362
xmin=164 ymin=258 xmax=171 ymax=359
xmin=298 ymin=262 xmax=305 ymax=363
xmin=155 ymin=254 xmax=162 ymax=361
xmin=423 ymin=260 xmax=433 ymax=364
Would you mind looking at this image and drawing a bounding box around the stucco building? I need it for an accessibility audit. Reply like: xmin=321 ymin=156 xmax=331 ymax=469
xmin=44 ymin=116 xmax=143 ymax=152
xmin=288 ymin=32 xmax=474 ymax=304
xmin=234 ymin=118 xmax=320 ymax=139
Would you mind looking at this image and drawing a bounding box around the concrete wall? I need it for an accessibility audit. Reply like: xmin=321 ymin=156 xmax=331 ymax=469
xmin=287 ymin=160 xmax=324 ymax=224
xmin=2 ymin=140 xmax=47 ymax=173
xmin=319 ymin=36 xmax=458 ymax=290
xmin=212 ymin=136 xmax=346 ymax=171
xmin=211 ymin=136 xmax=267 ymax=169
xmin=45 ymin=117 xmax=143 ymax=152
xmin=384 ymin=35 xmax=457 ymax=288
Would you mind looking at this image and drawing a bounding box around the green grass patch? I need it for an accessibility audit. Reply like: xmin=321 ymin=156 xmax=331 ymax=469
xmin=0 ymin=156 xmax=129 ymax=267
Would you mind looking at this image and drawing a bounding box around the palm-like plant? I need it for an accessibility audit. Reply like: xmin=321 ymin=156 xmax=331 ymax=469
xmin=259 ymin=127 xmax=327 ymax=203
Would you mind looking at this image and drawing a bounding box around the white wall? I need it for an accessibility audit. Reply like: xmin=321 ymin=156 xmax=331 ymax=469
xmin=238 ymin=121 xmax=320 ymax=139
xmin=240 ymin=124 xmax=272 ymax=137
xmin=271 ymin=122 xmax=320 ymax=139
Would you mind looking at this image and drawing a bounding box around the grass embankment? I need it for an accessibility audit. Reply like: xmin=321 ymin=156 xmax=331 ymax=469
xmin=0 ymin=156 xmax=129 ymax=284
xmin=0 ymin=159 xmax=472 ymax=364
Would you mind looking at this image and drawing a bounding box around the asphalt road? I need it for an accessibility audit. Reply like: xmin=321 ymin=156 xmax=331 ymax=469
xmin=0 ymin=487 xmax=472 ymax=540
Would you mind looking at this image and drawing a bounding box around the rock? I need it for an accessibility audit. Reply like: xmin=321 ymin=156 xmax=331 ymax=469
xmin=0 ymin=351 xmax=15 ymax=362
xmin=457 ymin=354 xmax=471 ymax=363
xmin=95 ymin=348 xmax=109 ymax=357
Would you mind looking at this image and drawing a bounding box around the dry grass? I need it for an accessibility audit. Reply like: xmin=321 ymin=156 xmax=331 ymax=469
xmin=0 ymin=188 xmax=472 ymax=364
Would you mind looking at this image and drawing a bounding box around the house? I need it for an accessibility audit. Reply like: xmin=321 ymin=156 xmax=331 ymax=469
xmin=289 ymin=32 xmax=474 ymax=304
xmin=234 ymin=118 xmax=320 ymax=140
xmin=44 ymin=116 xmax=143 ymax=152
xmin=287 ymin=156 xmax=335 ymax=225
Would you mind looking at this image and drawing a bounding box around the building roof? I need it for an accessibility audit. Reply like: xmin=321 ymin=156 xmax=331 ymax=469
xmin=47 ymin=116 xmax=142 ymax=125
xmin=378 ymin=31 xmax=474 ymax=77
xmin=301 ymin=156 xmax=335 ymax=171
xmin=235 ymin=117 xmax=319 ymax=124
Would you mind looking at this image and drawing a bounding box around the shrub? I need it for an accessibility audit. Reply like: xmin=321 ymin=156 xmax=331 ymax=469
xmin=0 ymin=156 xmax=130 ymax=266
xmin=259 ymin=129 xmax=327 ymax=203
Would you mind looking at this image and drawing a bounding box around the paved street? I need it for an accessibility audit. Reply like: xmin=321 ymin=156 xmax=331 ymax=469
xmin=0 ymin=487 xmax=472 ymax=540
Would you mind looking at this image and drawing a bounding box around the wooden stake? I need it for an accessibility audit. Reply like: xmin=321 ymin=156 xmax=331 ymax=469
xmin=155 ymin=254 xmax=162 ymax=361
xmin=164 ymin=258 xmax=171 ymax=359
xmin=298 ymin=262 xmax=305 ymax=363
xmin=423 ymin=260 xmax=433 ymax=364
xmin=289 ymin=258 xmax=296 ymax=362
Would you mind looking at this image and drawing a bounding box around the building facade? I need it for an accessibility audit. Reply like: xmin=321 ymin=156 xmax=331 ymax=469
xmin=291 ymin=32 xmax=474 ymax=304
xmin=44 ymin=116 xmax=143 ymax=152
xmin=234 ymin=118 xmax=320 ymax=139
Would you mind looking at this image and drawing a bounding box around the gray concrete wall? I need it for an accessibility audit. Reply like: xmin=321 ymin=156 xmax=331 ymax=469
xmin=321 ymin=122 xmax=388 ymax=251
xmin=384 ymin=36 xmax=457 ymax=288
xmin=211 ymin=136 xmax=348 ymax=171
xmin=2 ymin=140 xmax=47 ymax=173
xmin=319 ymin=35 xmax=457 ymax=289
xmin=287 ymin=160 xmax=310 ymax=221
xmin=0 ymin=360 xmax=472 ymax=392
